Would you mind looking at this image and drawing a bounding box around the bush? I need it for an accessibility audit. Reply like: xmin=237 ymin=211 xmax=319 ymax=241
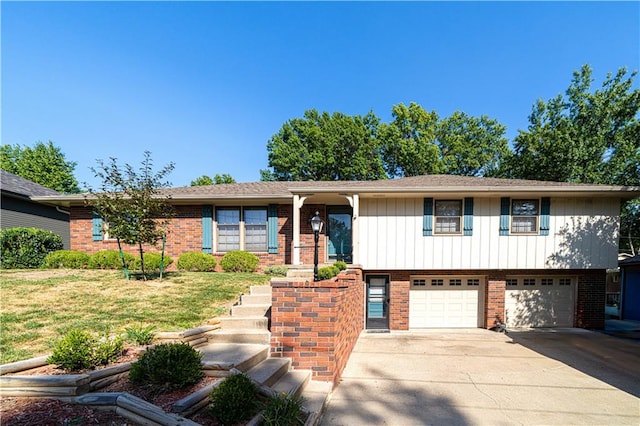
xmin=131 ymin=252 xmax=173 ymax=272
xmin=220 ymin=250 xmax=259 ymax=273
xmin=317 ymin=265 xmax=340 ymax=280
xmin=262 ymin=393 xmax=306 ymax=426
xmin=333 ymin=261 xmax=348 ymax=271
xmin=47 ymin=329 xmax=124 ymax=372
xmin=129 ymin=343 xmax=203 ymax=393
xmin=43 ymin=250 xmax=90 ymax=269
xmin=125 ymin=324 xmax=156 ymax=346
xmin=177 ymin=251 xmax=217 ymax=272
xmin=0 ymin=227 xmax=63 ymax=269
xmin=263 ymin=265 xmax=288 ymax=276
xmin=209 ymin=373 xmax=260 ymax=425
xmin=88 ymin=250 xmax=135 ymax=269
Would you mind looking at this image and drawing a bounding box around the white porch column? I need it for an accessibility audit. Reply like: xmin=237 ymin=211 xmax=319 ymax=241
xmin=352 ymin=193 xmax=360 ymax=265
xmin=292 ymin=195 xmax=307 ymax=265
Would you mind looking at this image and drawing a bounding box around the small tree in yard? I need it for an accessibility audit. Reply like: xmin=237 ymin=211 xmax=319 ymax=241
xmin=86 ymin=151 xmax=175 ymax=280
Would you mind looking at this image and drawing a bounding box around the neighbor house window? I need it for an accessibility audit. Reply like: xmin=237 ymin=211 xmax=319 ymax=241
xmin=511 ymin=199 xmax=539 ymax=234
xmin=435 ymin=200 xmax=462 ymax=234
xmin=216 ymin=207 xmax=268 ymax=253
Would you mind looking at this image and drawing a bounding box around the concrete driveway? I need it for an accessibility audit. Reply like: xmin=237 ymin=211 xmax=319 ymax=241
xmin=320 ymin=329 xmax=640 ymax=425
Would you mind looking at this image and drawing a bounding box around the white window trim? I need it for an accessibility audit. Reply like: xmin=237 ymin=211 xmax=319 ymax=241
xmin=410 ymin=275 xmax=485 ymax=289
xmin=510 ymin=198 xmax=540 ymax=235
xmin=214 ymin=206 xmax=268 ymax=253
xmin=434 ymin=199 xmax=463 ymax=235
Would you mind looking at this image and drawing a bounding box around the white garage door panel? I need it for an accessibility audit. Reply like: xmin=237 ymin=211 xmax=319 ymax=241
xmin=505 ymin=286 xmax=574 ymax=328
xmin=410 ymin=289 xmax=479 ymax=328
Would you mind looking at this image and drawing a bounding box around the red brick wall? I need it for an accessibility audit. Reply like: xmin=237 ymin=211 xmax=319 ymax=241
xmin=576 ymin=269 xmax=606 ymax=329
xmin=270 ymin=268 xmax=364 ymax=384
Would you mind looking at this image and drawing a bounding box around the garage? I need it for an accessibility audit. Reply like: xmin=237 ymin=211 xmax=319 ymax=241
xmin=409 ymin=276 xmax=482 ymax=328
xmin=504 ymin=277 xmax=575 ymax=328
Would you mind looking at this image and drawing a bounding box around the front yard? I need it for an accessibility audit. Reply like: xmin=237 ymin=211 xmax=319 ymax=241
xmin=0 ymin=269 xmax=270 ymax=364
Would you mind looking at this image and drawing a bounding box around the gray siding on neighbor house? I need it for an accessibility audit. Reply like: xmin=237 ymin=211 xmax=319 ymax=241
xmin=1 ymin=195 xmax=70 ymax=248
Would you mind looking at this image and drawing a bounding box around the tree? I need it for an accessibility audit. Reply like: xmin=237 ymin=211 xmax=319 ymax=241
xmin=378 ymin=103 xmax=509 ymax=178
xmin=0 ymin=141 xmax=80 ymax=193
xmin=261 ymin=109 xmax=386 ymax=181
xmin=504 ymin=65 xmax=640 ymax=186
xmin=87 ymin=151 xmax=175 ymax=280
xmin=190 ymin=174 xmax=236 ymax=186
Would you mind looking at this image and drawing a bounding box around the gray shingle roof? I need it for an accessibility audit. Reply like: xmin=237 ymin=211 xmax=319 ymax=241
xmin=0 ymin=170 xmax=60 ymax=197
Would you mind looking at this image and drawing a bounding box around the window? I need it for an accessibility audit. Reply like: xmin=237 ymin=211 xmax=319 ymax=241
xmin=216 ymin=207 xmax=268 ymax=253
xmin=541 ymin=278 xmax=553 ymax=286
xmin=523 ymin=278 xmax=536 ymax=286
xmin=467 ymin=279 xmax=480 ymax=286
xmin=435 ymin=200 xmax=462 ymax=234
xmin=412 ymin=279 xmax=426 ymax=287
xmin=450 ymin=279 xmax=462 ymax=286
xmin=559 ymin=278 xmax=572 ymax=286
xmin=506 ymin=279 xmax=518 ymax=286
xmin=431 ymin=279 xmax=444 ymax=286
xmin=511 ymin=199 xmax=539 ymax=234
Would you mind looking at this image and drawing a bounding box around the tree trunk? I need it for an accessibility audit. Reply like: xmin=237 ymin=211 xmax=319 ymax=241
xmin=138 ymin=243 xmax=146 ymax=281
xmin=116 ymin=238 xmax=130 ymax=280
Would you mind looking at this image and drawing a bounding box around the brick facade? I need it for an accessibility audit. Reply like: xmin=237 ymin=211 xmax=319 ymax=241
xmin=270 ymin=268 xmax=364 ymax=384
xmin=364 ymin=268 xmax=606 ymax=330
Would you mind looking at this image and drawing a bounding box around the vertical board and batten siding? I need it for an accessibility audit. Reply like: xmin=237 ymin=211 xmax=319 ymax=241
xmin=358 ymin=197 xmax=620 ymax=270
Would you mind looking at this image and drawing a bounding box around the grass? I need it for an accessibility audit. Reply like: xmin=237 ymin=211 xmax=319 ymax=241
xmin=0 ymin=269 xmax=270 ymax=364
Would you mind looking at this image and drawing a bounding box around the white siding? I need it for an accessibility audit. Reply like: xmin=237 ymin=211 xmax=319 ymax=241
xmin=358 ymin=197 xmax=620 ymax=270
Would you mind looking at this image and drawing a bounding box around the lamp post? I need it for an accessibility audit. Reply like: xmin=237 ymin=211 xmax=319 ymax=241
xmin=310 ymin=211 xmax=324 ymax=281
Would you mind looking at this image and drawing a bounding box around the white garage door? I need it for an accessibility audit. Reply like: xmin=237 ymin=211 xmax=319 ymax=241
xmin=409 ymin=277 xmax=481 ymax=328
xmin=505 ymin=277 xmax=574 ymax=328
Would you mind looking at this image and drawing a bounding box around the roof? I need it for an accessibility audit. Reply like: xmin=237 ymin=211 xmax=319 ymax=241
xmin=619 ymin=255 xmax=640 ymax=267
xmin=31 ymin=174 xmax=640 ymax=206
xmin=0 ymin=170 xmax=60 ymax=198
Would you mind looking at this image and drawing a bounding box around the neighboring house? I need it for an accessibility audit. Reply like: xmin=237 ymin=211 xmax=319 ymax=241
xmin=34 ymin=174 xmax=639 ymax=330
xmin=619 ymin=255 xmax=640 ymax=321
xmin=0 ymin=170 xmax=70 ymax=248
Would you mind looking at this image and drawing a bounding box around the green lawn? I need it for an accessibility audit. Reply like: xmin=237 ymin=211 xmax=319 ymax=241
xmin=0 ymin=269 xmax=270 ymax=364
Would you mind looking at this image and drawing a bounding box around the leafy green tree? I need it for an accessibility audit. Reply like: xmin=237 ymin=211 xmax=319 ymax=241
xmin=378 ymin=102 xmax=442 ymax=178
xmin=87 ymin=151 xmax=175 ymax=280
xmin=504 ymin=65 xmax=639 ymax=186
xmin=0 ymin=141 xmax=80 ymax=193
xmin=190 ymin=173 xmax=236 ymax=186
xmin=261 ymin=109 xmax=386 ymax=181
xmin=378 ymin=103 xmax=509 ymax=178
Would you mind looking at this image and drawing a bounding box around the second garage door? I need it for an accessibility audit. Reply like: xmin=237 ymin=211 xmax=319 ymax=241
xmin=409 ymin=277 xmax=482 ymax=328
xmin=505 ymin=277 xmax=575 ymax=328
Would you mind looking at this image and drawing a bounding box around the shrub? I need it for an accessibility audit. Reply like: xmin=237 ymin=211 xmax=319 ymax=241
xmin=262 ymin=393 xmax=306 ymax=426
xmin=209 ymin=373 xmax=260 ymax=425
xmin=131 ymin=252 xmax=173 ymax=272
xmin=0 ymin=227 xmax=63 ymax=269
xmin=125 ymin=324 xmax=156 ymax=346
xmin=88 ymin=250 xmax=135 ymax=269
xmin=333 ymin=261 xmax=348 ymax=271
xmin=220 ymin=250 xmax=259 ymax=273
xmin=263 ymin=265 xmax=288 ymax=276
xmin=177 ymin=251 xmax=217 ymax=272
xmin=47 ymin=329 xmax=124 ymax=372
xmin=317 ymin=265 xmax=340 ymax=280
xmin=43 ymin=250 xmax=90 ymax=269
xmin=129 ymin=343 xmax=203 ymax=393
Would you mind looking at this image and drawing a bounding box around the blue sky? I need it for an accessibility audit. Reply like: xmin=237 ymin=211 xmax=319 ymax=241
xmin=2 ymin=1 xmax=638 ymax=189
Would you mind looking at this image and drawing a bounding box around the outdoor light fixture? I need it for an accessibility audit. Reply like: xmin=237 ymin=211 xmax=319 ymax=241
xmin=310 ymin=211 xmax=324 ymax=281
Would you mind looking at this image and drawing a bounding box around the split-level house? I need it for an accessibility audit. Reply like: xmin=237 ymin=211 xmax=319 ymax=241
xmin=35 ymin=175 xmax=638 ymax=331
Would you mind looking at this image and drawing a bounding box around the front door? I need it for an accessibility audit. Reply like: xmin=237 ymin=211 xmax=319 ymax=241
xmin=366 ymin=275 xmax=390 ymax=330
xmin=327 ymin=206 xmax=352 ymax=263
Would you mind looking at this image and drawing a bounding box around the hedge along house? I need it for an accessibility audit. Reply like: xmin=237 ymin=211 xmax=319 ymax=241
xmin=35 ymin=174 xmax=637 ymax=333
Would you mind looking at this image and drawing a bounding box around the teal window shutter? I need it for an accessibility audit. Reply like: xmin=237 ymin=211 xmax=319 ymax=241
xmin=423 ymin=198 xmax=433 ymax=236
xmin=202 ymin=206 xmax=213 ymax=254
xmin=463 ymin=197 xmax=474 ymax=236
xmin=268 ymin=204 xmax=278 ymax=254
xmin=499 ymin=197 xmax=510 ymax=236
xmin=540 ymin=197 xmax=550 ymax=236
xmin=92 ymin=212 xmax=103 ymax=241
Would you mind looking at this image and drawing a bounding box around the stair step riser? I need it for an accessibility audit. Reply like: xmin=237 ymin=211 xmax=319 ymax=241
xmin=208 ymin=331 xmax=271 ymax=345
xmin=241 ymin=294 xmax=272 ymax=305
xmin=219 ymin=317 xmax=269 ymax=330
xmin=272 ymin=370 xmax=311 ymax=397
xmin=250 ymin=285 xmax=272 ymax=295
xmin=247 ymin=358 xmax=291 ymax=387
xmin=231 ymin=305 xmax=271 ymax=317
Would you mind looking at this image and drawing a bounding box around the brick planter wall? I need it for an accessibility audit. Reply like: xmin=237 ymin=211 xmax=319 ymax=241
xmin=270 ymin=268 xmax=364 ymax=384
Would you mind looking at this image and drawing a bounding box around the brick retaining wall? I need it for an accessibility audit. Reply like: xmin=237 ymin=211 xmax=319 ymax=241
xmin=270 ymin=269 xmax=364 ymax=384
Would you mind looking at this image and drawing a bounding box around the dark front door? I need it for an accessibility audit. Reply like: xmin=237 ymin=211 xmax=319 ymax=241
xmin=327 ymin=206 xmax=352 ymax=263
xmin=366 ymin=275 xmax=390 ymax=330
